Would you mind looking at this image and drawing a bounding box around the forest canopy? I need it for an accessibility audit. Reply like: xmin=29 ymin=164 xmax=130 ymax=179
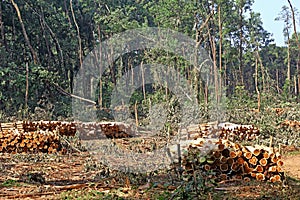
xmin=0 ymin=0 xmax=299 ymax=121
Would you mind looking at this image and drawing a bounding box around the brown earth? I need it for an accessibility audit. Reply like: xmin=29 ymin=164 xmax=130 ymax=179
xmin=0 ymin=148 xmax=300 ymax=199
xmin=283 ymin=153 xmax=300 ymax=180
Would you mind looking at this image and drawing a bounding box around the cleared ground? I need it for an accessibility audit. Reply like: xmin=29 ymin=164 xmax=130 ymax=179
xmin=0 ymin=147 xmax=299 ymax=199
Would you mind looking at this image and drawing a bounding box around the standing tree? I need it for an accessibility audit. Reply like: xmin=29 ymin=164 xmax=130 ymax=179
xmin=286 ymin=0 xmax=300 ymax=95
xmin=276 ymin=5 xmax=293 ymax=94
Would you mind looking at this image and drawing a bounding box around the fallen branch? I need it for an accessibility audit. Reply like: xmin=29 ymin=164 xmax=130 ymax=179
xmin=46 ymin=81 xmax=96 ymax=105
xmin=60 ymin=136 xmax=82 ymax=153
xmin=0 ymin=192 xmax=56 ymax=199
xmin=53 ymin=183 xmax=88 ymax=191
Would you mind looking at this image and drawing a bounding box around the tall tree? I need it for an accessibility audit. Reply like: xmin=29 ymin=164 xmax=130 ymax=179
xmin=286 ymin=0 xmax=300 ymax=95
xmin=276 ymin=5 xmax=293 ymax=93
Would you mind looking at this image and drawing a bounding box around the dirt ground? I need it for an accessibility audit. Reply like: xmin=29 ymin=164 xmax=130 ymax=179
xmin=283 ymin=153 xmax=300 ymax=180
xmin=0 ymin=148 xmax=300 ymax=199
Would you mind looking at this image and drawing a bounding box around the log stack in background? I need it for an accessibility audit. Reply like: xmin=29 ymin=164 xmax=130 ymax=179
xmin=77 ymin=122 xmax=133 ymax=140
xmin=22 ymin=121 xmax=77 ymax=136
xmin=176 ymin=138 xmax=284 ymax=183
xmin=186 ymin=122 xmax=260 ymax=141
xmin=0 ymin=121 xmax=133 ymax=153
xmin=0 ymin=121 xmax=77 ymax=136
xmin=280 ymin=120 xmax=300 ymax=131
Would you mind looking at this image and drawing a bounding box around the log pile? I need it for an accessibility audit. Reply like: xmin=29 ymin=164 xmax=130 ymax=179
xmin=0 ymin=121 xmax=72 ymax=153
xmin=187 ymin=122 xmax=260 ymax=141
xmin=76 ymin=122 xmax=133 ymax=140
xmin=0 ymin=121 xmax=24 ymax=132
xmin=22 ymin=121 xmax=77 ymax=136
xmin=0 ymin=129 xmax=60 ymax=153
xmin=0 ymin=121 xmax=76 ymax=136
xmin=280 ymin=120 xmax=300 ymax=131
xmin=272 ymin=108 xmax=286 ymax=115
xmin=176 ymin=138 xmax=284 ymax=182
xmin=0 ymin=121 xmax=134 ymax=153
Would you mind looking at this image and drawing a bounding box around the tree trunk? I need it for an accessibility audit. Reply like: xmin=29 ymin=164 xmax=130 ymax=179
xmin=287 ymin=0 xmax=300 ymax=49
xmin=256 ymin=49 xmax=265 ymax=93
xmin=287 ymin=37 xmax=291 ymax=93
xmin=298 ymin=63 xmax=300 ymax=96
xmin=206 ymin=2 xmax=219 ymax=104
xmin=38 ymin=11 xmax=52 ymax=68
xmin=218 ymin=5 xmax=223 ymax=101
xmin=287 ymin=0 xmax=300 ymax=95
xmin=11 ymin=0 xmax=38 ymax=64
xmin=294 ymin=76 xmax=297 ymax=95
xmin=194 ymin=12 xmax=212 ymax=102
xmin=140 ymin=61 xmax=147 ymax=101
xmin=276 ymin=69 xmax=280 ymax=94
xmin=64 ymin=0 xmax=72 ymax=29
xmin=255 ymin=57 xmax=260 ymax=112
xmin=0 ymin=2 xmax=6 ymax=49
xmin=238 ymin=5 xmax=244 ymax=86
xmin=97 ymin=25 xmax=103 ymax=107
xmin=25 ymin=62 xmax=29 ymax=111
xmin=135 ymin=101 xmax=139 ymax=127
xmin=70 ymin=0 xmax=83 ymax=68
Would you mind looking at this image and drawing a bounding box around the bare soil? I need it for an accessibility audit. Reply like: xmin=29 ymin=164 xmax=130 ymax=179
xmin=0 ymin=148 xmax=300 ymax=199
xmin=283 ymin=152 xmax=300 ymax=180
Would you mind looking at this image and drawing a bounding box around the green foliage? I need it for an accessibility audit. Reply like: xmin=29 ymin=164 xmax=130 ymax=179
xmin=1 ymin=179 xmax=20 ymax=187
xmin=60 ymin=190 xmax=111 ymax=200
xmin=0 ymin=0 xmax=298 ymax=122
xmin=171 ymin=170 xmax=218 ymax=200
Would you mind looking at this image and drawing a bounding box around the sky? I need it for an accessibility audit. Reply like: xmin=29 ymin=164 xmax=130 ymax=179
xmin=252 ymin=0 xmax=300 ymax=46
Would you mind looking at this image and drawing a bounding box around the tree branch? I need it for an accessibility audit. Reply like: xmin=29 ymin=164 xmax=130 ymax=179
xmin=46 ymin=81 xmax=96 ymax=105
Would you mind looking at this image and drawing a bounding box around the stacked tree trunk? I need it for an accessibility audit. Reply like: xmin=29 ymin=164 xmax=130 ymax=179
xmin=22 ymin=121 xmax=77 ymax=136
xmin=0 ymin=121 xmax=134 ymax=153
xmin=0 ymin=121 xmax=24 ymax=132
xmin=272 ymin=108 xmax=286 ymax=115
xmin=180 ymin=138 xmax=284 ymax=182
xmin=77 ymin=122 xmax=133 ymax=140
xmin=0 ymin=129 xmax=60 ymax=153
xmin=280 ymin=120 xmax=300 ymax=131
xmin=0 ymin=121 xmax=76 ymax=136
xmin=186 ymin=122 xmax=260 ymax=141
